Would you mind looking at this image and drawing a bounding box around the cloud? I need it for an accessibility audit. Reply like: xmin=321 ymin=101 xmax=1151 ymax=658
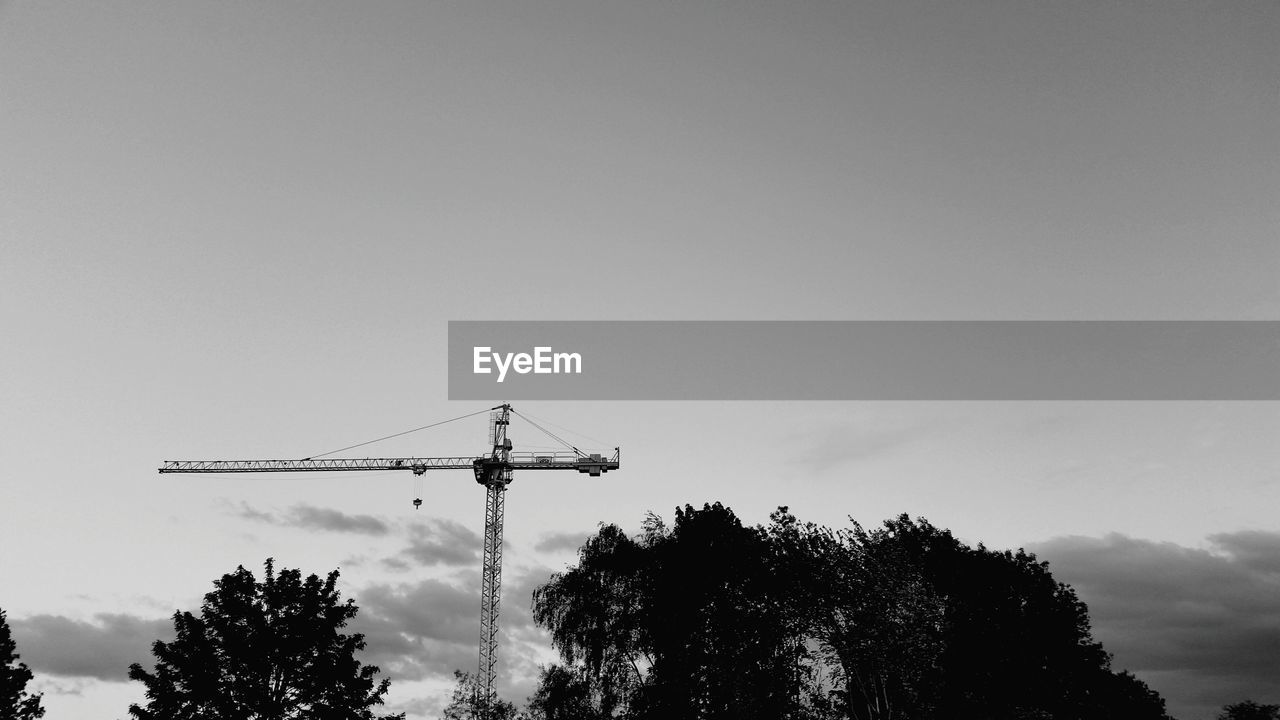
xmin=386 ymin=694 xmax=451 ymax=720
xmin=29 ymin=676 xmax=95 ymax=698
xmin=788 ymin=411 xmax=935 ymax=472
xmin=11 ymin=613 xmax=173 ymax=681
xmin=350 ymin=578 xmax=481 ymax=682
xmin=231 ymin=501 xmax=390 ymax=535
xmin=350 ymin=565 xmax=556 ymax=690
xmin=381 ymin=557 xmax=412 ymax=572
xmin=1207 ymin=530 xmax=1280 ymax=575
xmin=233 ymin=501 xmax=275 ymax=523
xmin=289 ymin=504 xmax=390 ymax=535
xmin=500 ymin=565 xmax=559 ymax=630
xmin=532 ymin=530 xmax=590 ymax=554
xmin=6 ymin=566 xmax=559 ymax=706
xmin=494 ymin=566 xmax=559 ymax=702
xmin=1030 ymin=531 xmax=1280 ymax=720
xmin=395 ymin=517 xmax=481 ymax=567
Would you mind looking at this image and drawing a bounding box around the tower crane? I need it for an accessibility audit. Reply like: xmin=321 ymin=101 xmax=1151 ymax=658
xmin=159 ymin=404 xmax=620 ymax=716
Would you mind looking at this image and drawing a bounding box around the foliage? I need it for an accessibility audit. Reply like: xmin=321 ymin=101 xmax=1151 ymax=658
xmin=531 ymin=523 xmax=651 ymax=717
xmin=526 ymin=665 xmax=598 ymax=720
xmin=1219 ymin=700 xmax=1280 ymax=720
xmin=0 ymin=607 xmax=45 ymax=720
xmin=440 ymin=670 xmax=525 ymax=720
xmin=128 ymin=559 xmax=402 ymax=720
xmin=529 ymin=505 xmax=1173 ymax=720
xmin=768 ymin=510 xmax=945 ymax=720
xmin=533 ymin=503 xmax=834 ymax=720
xmin=819 ymin=514 xmax=1172 ymax=720
xmin=635 ymin=503 xmax=807 ymax=719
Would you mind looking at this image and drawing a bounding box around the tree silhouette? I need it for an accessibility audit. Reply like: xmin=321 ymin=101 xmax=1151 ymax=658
xmin=532 ymin=522 xmax=654 ymax=717
xmin=638 ymin=503 xmax=804 ymax=719
xmin=128 ymin=559 xmax=402 ymax=720
xmin=530 ymin=505 xmax=1173 ymax=720
xmin=534 ymin=503 xmax=823 ymax=720
xmin=440 ymin=670 xmax=525 ymax=720
xmin=768 ymin=510 xmax=944 ymax=720
xmin=1219 ymin=700 xmax=1280 ymax=720
xmin=858 ymin=514 xmax=1172 ymax=720
xmin=526 ymin=665 xmax=598 ymax=720
xmin=0 ymin=607 xmax=45 ymax=720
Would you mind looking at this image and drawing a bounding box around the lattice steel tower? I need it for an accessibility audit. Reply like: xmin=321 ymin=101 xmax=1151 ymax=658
xmin=475 ymin=405 xmax=512 ymax=711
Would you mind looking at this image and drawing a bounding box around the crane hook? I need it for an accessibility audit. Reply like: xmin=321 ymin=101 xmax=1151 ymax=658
xmin=412 ymin=498 xmax=422 ymax=510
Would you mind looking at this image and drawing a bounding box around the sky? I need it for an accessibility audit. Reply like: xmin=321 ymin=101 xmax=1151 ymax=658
xmin=1 ymin=2 xmax=1277 ymax=719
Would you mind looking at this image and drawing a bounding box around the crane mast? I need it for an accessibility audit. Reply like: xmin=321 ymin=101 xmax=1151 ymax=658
xmin=158 ymin=404 xmax=619 ymax=719
xmin=477 ymin=406 xmax=511 ymax=712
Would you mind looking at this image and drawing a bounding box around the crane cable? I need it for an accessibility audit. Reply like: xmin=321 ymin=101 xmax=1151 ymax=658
xmin=514 ymin=409 xmax=614 ymax=449
xmin=304 ymin=407 xmax=493 ymax=460
xmin=510 ymin=409 xmax=588 ymax=457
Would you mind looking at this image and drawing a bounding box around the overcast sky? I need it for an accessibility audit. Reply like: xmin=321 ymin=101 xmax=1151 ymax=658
xmin=1 ymin=3 xmax=1277 ymax=719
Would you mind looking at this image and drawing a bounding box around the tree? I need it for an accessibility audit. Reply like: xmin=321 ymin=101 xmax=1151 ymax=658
xmin=526 ymin=665 xmax=598 ymax=720
xmin=636 ymin=503 xmax=803 ymax=719
xmin=1219 ymin=700 xmax=1280 ymax=720
xmin=531 ymin=505 xmax=1173 ymax=720
xmin=532 ymin=522 xmax=653 ymax=718
xmin=856 ymin=514 xmax=1171 ymax=720
xmin=1 ymin=607 xmax=45 ymax=720
xmin=128 ymin=559 xmax=402 ymax=720
xmin=767 ymin=510 xmax=945 ymax=720
xmin=533 ymin=504 xmax=820 ymax=720
xmin=440 ymin=670 xmax=525 ymax=720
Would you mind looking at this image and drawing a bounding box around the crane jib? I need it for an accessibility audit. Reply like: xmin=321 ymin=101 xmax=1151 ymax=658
xmin=158 ymin=458 xmax=479 ymax=473
xmin=158 ymin=451 xmax=620 ymax=476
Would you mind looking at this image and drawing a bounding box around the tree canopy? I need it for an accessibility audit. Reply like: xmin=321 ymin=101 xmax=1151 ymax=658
xmin=527 ymin=504 xmax=1172 ymax=720
xmin=1219 ymin=700 xmax=1280 ymax=720
xmin=440 ymin=670 xmax=526 ymax=720
xmin=532 ymin=503 xmax=806 ymax=720
xmin=1 ymin=607 xmax=45 ymax=720
xmin=128 ymin=558 xmax=402 ymax=720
